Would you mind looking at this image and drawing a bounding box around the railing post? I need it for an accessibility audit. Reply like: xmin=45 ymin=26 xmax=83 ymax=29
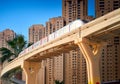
xmin=21 ymin=61 xmax=41 ymax=84
xmin=75 ymin=38 xmax=103 ymax=84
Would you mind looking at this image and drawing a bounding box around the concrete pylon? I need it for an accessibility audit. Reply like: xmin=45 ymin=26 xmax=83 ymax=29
xmin=75 ymin=38 xmax=103 ymax=84
xmin=21 ymin=61 xmax=41 ymax=84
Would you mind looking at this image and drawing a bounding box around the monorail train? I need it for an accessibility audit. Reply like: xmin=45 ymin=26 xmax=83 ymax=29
xmin=19 ymin=19 xmax=85 ymax=56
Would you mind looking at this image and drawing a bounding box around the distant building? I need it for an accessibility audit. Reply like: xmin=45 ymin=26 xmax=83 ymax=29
xmin=0 ymin=29 xmax=15 ymax=48
xmin=62 ymin=0 xmax=87 ymax=24
xmin=29 ymin=24 xmax=45 ymax=43
xmin=95 ymin=0 xmax=120 ymax=18
xmin=64 ymin=49 xmax=87 ymax=84
xmin=95 ymin=0 xmax=120 ymax=82
xmin=62 ymin=0 xmax=88 ymax=84
xmin=62 ymin=0 xmax=94 ymax=24
xmin=100 ymin=37 xmax=120 ymax=82
xmin=45 ymin=16 xmax=65 ymax=36
xmin=45 ymin=16 xmax=65 ymax=84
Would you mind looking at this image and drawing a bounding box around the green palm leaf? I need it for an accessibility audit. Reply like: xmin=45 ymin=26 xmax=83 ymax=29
xmin=0 ymin=34 xmax=27 ymax=63
xmin=0 ymin=47 xmax=14 ymax=63
xmin=7 ymin=34 xmax=27 ymax=57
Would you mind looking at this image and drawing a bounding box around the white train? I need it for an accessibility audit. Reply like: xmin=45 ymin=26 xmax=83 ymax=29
xmin=19 ymin=19 xmax=85 ymax=56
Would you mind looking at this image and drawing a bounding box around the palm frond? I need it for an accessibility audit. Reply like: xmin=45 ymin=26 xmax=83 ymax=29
xmin=6 ymin=34 xmax=27 ymax=57
xmin=0 ymin=47 xmax=14 ymax=63
xmin=0 ymin=34 xmax=28 ymax=63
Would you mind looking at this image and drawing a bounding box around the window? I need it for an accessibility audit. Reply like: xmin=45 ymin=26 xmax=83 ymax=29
xmin=99 ymin=2 xmax=104 ymax=4
xmin=114 ymin=1 xmax=119 ymax=4
xmin=100 ymin=4 xmax=104 ymax=7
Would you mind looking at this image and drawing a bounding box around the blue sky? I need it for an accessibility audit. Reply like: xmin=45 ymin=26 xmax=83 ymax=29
xmin=0 ymin=0 xmax=95 ymax=40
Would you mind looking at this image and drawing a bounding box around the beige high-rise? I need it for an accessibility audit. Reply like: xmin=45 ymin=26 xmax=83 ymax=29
xmin=0 ymin=29 xmax=15 ymax=84
xmin=62 ymin=0 xmax=88 ymax=24
xmin=62 ymin=0 xmax=94 ymax=24
xmin=95 ymin=0 xmax=120 ymax=18
xmin=0 ymin=29 xmax=15 ymax=48
xmin=29 ymin=24 xmax=45 ymax=43
xmin=45 ymin=16 xmax=65 ymax=36
xmin=62 ymin=0 xmax=88 ymax=84
xmin=100 ymin=37 xmax=120 ymax=82
xmin=64 ymin=49 xmax=87 ymax=84
xmin=95 ymin=0 xmax=120 ymax=83
xmin=45 ymin=16 xmax=65 ymax=84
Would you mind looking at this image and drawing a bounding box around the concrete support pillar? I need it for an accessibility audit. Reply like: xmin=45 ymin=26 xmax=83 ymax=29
xmin=21 ymin=61 xmax=41 ymax=84
xmin=75 ymin=38 xmax=103 ymax=84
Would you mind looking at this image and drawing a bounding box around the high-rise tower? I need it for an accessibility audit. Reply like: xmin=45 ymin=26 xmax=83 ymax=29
xmin=100 ymin=37 xmax=120 ymax=82
xmin=29 ymin=24 xmax=45 ymax=43
xmin=45 ymin=16 xmax=65 ymax=36
xmin=62 ymin=0 xmax=88 ymax=24
xmin=45 ymin=17 xmax=65 ymax=84
xmin=62 ymin=0 xmax=88 ymax=84
xmin=0 ymin=29 xmax=15 ymax=48
xmin=95 ymin=0 xmax=120 ymax=18
xmin=95 ymin=0 xmax=120 ymax=83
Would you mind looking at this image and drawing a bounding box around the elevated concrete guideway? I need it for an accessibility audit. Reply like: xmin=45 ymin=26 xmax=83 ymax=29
xmin=1 ymin=8 xmax=120 ymax=84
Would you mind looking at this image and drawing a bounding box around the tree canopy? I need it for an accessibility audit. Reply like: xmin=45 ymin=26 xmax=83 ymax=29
xmin=0 ymin=34 xmax=28 ymax=63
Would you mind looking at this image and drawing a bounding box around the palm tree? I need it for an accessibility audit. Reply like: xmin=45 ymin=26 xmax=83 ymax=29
xmin=0 ymin=34 xmax=32 ymax=83
xmin=0 ymin=34 xmax=27 ymax=63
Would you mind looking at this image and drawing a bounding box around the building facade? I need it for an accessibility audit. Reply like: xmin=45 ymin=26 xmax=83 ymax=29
xmin=62 ymin=0 xmax=94 ymax=24
xmin=29 ymin=24 xmax=45 ymax=43
xmin=95 ymin=0 xmax=120 ymax=18
xmin=100 ymin=36 xmax=120 ymax=83
xmin=45 ymin=17 xmax=65 ymax=84
xmin=62 ymin=0 xmax=88 ymax=84
xmin=45 ymin=16 xmax=65 ymax=36
xmin=0 ymin=29 xmax=15 ymax=48
xmin=64 ymin=49 xmax=87 ymax=84
xmin=62 ymin=0 xmax=88 ymax=24
xmin=95 ymin=0 xmax=120 ymax=83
